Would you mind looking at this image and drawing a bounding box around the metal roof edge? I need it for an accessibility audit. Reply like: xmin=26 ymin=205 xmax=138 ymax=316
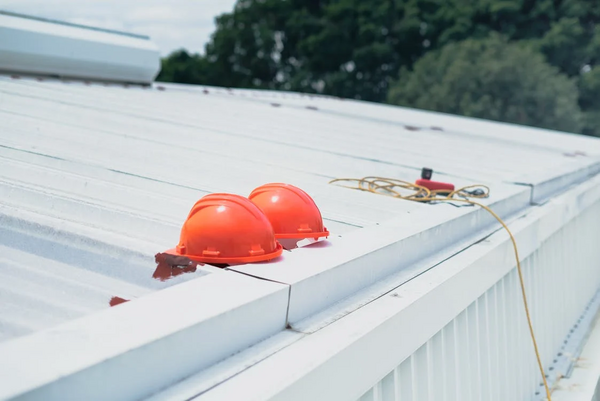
xmin=294 ymin=168 xmax=600 ymax=333
xmin=528 ymin=160 xmax=600 ymax=204
xmin=0 ymin=271 xmax=289 ymax=401
xmin=188 ymin=172 xmax=600 ymax=401
xmin=229 ymin=183 xmax=531 ymax=325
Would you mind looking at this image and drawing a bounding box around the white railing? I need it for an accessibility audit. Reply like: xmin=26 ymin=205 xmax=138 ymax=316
xmin=357 ymin=194 xmax=600 ymax=401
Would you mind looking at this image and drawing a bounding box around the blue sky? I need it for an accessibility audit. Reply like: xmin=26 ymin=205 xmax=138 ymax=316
xmin=2 ymin=0 xmax=238 ymax=55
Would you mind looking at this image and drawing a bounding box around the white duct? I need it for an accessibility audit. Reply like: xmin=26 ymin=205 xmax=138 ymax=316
xmin=0 ymin=11 xmax=161 ymax=84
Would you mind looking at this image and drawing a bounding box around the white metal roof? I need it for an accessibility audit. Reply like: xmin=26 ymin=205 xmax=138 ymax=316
xmin=1 ymin=74 xmax=600 ymax=400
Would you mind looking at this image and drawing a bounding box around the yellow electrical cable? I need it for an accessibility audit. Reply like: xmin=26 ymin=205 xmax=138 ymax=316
xmin=329 ymin=177 xmax=552 ymax=401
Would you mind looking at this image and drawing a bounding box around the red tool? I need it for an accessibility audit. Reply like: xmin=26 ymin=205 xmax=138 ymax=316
xmin=415 ymin=168 xmax=455 ymax=193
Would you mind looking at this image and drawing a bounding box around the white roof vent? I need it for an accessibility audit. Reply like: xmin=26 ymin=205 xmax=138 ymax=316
xmin=0 ymin=10 xmax=161 ymax=84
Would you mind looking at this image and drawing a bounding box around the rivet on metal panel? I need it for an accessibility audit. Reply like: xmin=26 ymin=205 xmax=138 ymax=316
xmin=11 ymin=75 xmax=21 ymax=79
xmin=306 ymin=106 xmax=319 ymax=111
xmin=404 ymin=125 xmax=421 ymax=131
xmin=271 ymin=103 xmax=281 ymax=107
xmin=156 ymin=86 xmax=166 ymax=91
xmin=430 ymin=126 xmax=444 ymax=131
xmin=203 ymin=89 xmax=209 ymax=94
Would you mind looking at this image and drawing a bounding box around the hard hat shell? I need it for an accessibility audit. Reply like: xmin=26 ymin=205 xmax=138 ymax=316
xmin=249 ymin=183 xmax=329 ymax=239
xmin=164 ymin=193 xmax=282 ymax=264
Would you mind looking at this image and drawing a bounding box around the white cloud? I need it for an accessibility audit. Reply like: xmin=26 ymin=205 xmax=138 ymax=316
xmin=128 ymin=6 xmax=181 ymax=22
xmin=2 ymin=0 xmax=238 ymax=55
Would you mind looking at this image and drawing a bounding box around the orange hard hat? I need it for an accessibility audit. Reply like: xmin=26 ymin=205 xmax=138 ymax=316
xmin=164 ymin=193 xmax=282 ymax=264
xmin=249 ymin=183 xmax=329 ymax=239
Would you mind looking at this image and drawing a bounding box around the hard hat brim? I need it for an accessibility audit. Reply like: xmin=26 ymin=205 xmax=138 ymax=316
xmin=162 ymin=242 xmax=284 ymax=265
xmin=275 ymin=229 xmax=330 ymax=240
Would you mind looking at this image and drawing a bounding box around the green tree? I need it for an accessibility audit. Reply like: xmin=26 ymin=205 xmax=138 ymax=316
xmin=198 ymin=0 xmax=290 ymax=89
xmin=156 ymin=50 xmax=208 ymax=84
xmin=158 ymin=0 xmax=463 ymax=101
xmin=387 ymin=35 xmax=583 ymax=133
xmin=579 ymin=66 xmax=600 ymax=136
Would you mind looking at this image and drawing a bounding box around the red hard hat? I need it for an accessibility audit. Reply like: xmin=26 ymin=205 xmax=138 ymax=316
xmin=249 ymin=183 xmax=329 ymax=239
xmin=164 ymin=193 xmax=282 ymax=264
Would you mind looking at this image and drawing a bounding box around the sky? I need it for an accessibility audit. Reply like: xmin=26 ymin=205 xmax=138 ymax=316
xmin=2 ymin=0 xmax=238 ymax=55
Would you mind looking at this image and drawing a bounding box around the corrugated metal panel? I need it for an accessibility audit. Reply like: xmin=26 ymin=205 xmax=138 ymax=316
xmin=356 ymin=199 xmax=600 ymax=401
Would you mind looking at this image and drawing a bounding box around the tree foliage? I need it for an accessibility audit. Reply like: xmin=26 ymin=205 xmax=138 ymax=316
xmin=157 ymin=0 xmax=600 ymax=136
xmin=156 ymin=50 xmax=208 ymax=84
xmin=387 ymin=35 xmax=583 ymax=132
xmin=579 ymin=66 xmax=600 ymax=135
